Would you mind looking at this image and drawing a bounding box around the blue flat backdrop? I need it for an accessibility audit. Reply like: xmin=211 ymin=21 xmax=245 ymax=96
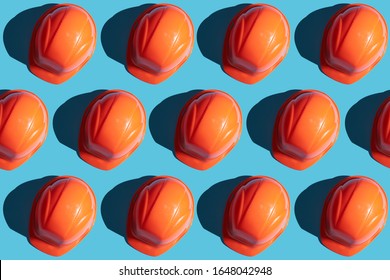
xmin=1 ymin=0 xmax=390 ymax=260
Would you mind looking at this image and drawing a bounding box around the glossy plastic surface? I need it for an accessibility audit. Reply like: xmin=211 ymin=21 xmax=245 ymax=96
xmin=321 ymin=176 xmax=388 ymax=256
xmin=320 ymin=4 xmax=388 ymax=84
xmin=223 ymin=4 xmax=290 ymax=84
xmin=223 ymin=176 xmax=290 ymax=256
xmin=272 ymin=90 xmax=340 ymax=170
xmin=29 ymin=4 xmax=97 ymax=84
xmin=127 ymin=176 xmax=194 ymax=256
xmin=0 ymin=90 xmax=48 ymax=170
xmin=371 ymin=97 xmax=390 ymax=167
xmin=29 ymin=176 xmax=96 ymax=257
xmin=79 ymin=90 xmax=146 ymax=170
xmin=127 ymin=4 xmax=194 ymax=84
xmin=175 ymin=90 xmax=242 ymax=170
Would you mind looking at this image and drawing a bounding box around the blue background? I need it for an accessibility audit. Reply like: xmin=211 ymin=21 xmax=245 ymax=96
xmin=0 ymin=0 xmax=390 ymax=260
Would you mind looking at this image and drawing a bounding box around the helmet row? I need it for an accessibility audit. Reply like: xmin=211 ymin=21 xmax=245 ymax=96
xmin=24 ymin=175 xmax=388 ymax=257
xmin=24 ymin=3 xmax=388 ymax=85
xmin=4 ymin=89 xmax=390 ymax=171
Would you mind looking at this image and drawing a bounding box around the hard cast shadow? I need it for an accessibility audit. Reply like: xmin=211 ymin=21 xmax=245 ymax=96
xmin=247 ymin=90 xmax=299 ymax=152
xmin=294 ymin=4 xmax=347 ymax=67
xmin=53 ymin=90 xmax=105 ymax=152
xmin=101 ymin=4 xmax=154 ymax=67
xmin=3 ymin=4 xmax=55 ymax=66
xmin=346 ymin=91 xmax=390 ymax=153
xmin=197 ymin=176 xmax=250 ymax=238
xmin=3 ymin=176 xmax=56 ymax=238
xmin=197 ymin=4 xmax=249 ymax=66
xmin=295 ymin=176 xmax=347 ymax=238
xmin=101 ymin=176 xmax=153 ymax=238
xmin=149 ymin=90 xmax=201 ymax=152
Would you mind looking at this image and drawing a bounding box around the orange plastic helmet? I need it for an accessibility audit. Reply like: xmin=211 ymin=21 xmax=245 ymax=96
xmin=320 ymin=4 xmax=388 ymax=84
xmin=321 ymin=176 xmax=388 ymax=256
xmin=29 ymin=4 xmax=96 ymax=84
xmin=272 ymin=90 xmax=340 ymax=170
xmin=175 ymin=90 xmax=242 ymax=170
xmin=223 ymin=176 xmax=290 ymax=256
xmin=127 ymin=176 xmax=194 ymax=256
xmin=0 ymin=90 xmax=48 ymax=170
xmin=29 ymin=176 xmax=96 ymax=256
xmin=371 ymin=97 xmax=390 ymax=167
xmin=223 ymin=4 xmax=290 ymax=84
xmin=127 ymin=4 xmax=194 ymax=84
xmin=79 ymin=90 xmax=146 ymax=170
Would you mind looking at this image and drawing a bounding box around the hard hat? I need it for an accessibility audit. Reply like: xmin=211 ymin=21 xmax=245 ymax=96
xmin=223 ymin=176 xmax=290 ymax=256
xmin=79 ymin=90 xmax=146 ymax=170
xmin=0 ymin=90 xmax=48 ymax=170
xmin=321 ymin=176 xmax=388 ymax=256
xmin=127 ymin=4 xmax=194 ymax=84
xmin=29 ymin=4 xmax=96 ymax=84
xmin=372 ymin=97 xmax=390 ymax=167
xmin=223 ymin=4 xmax=290 ymax=84
xmin=29 ymin=176 xmax=96 ymax=256
xmin=175 ymin=90 xmax=242 ymax=170
xmin=320 ymin=4 xmax=388 ymax=84
xmin=127 ymin=176 xmax=194 ymax=256
xmin=272 ymin=90 xmax=340 ymax=170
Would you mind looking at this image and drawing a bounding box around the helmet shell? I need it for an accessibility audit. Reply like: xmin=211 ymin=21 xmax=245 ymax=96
xmin=223 ymin=4 xmax=290 ymax=84
xmin=0 ymin=90 xmax=48 ymax=170
xmin=175 ymin=90 xmax=242 ymax=170
xmin=321 ymin=4 xmax=388 ymax=84
xmin=272 ymin=90 xmax=340 ymax=170
xmin=29 ymin=176 xmax=96 ymax=256
xmin=29 ymin=4 xmax=96 ymax=84
xmin=223 ymin=176 xmax=290 ymax=256
xmin=79 ymin=90 xmax=146 ymax=170
xmin=371 ymin=97 xmax=390 ymax=167
xmin=321 ymin=176 xmax=388 ymax=256
xmin=127 ymin=176 xmax=194 ymax=256
xmin=127 ymin=4 xmax=194 ymax=84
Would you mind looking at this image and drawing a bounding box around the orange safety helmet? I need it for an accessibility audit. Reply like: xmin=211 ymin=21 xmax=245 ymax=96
xmin=321 ymin=176 xmax=388 ymax=256
xmin=272 ymin=90 xmax=340 ymax=170
xmin=320 ymin=4 xmax=388 ymax=84
xmin=127 ymin=4 xmax=194 ymax=84
xmin=29 ymin=4 xmax=96 ymax=84
xmin=29 ymin=176 xmax=96 ymax=256
xmin=127 ymin=176 xmax=194 ymax=256
xmin=175 ymin=90 xmax=242 ymax=170
xmin=371 ymin=97 xmax=390 ymax=167
xmin=0 ymin=90 xmax=48 ymax=170
xmin=223 ymin=176 xmax=290 ymax=256
xmin=79 ymin=90 xmax=146 ymax=170
xmin=223 ymin=4 xmax=290 ymax=84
